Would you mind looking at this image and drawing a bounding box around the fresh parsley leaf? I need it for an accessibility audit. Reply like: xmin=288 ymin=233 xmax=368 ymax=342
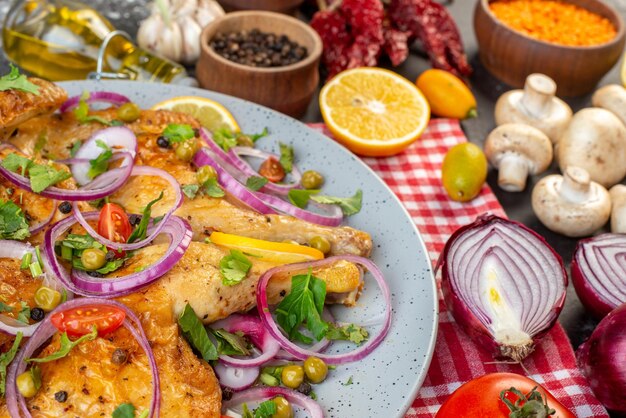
xmin=112 ymin=402 xmax=136 ymax=418
xmin=246 ymin=176 xmax=268 ymax=191
xmin=34 ymin=130 xmax=47 ymax=155
xmin=73 ymin=93 xmax=111 ymax=125
xmin=211 ymin=329 xmax=250 ymax=356
xmin=27 ymin=326 xmax=97 ymax=363
xmin=87 ymin=139 xmax=113 ymax=180
xmin=0 ymin=64 xmax=39 ymax=95
xmin=178 ymin=303 xmax=218 ymax=361
xmin=326 ymin=323 xmax=369 ymax=345
xmin=219 ymin=250 xmax=252 ymax=286
xmin=249 ymin=127 xmax=269 ymax=142
xmin=343 ymin=376 xmax=353 ymax=386
xmin=275 ymin=270 xmax=328 ymax=344
xmin=0 ymin=332 xmax=23 ymax=396
xmin=69 ymin=141 xmax=82 ymax=157
xmin=28 ymin=164 xmax=71 ymax=193
xmin=212 ymin=127 xmax=239 ymax=151
xmin=288 ymin=189 xmax=319 ymax=209
xmin=253 ymin=400 xmax=277 ymax=418
xmin=278 ymin=142 xmax=294 ymax=173
xmin=162 ymin=124 xmax=194 ymax=144
xmin=127 ymin=192 xmax=164 ymax=243
xmin=311 ymin=189 xmax=363 ymax=216
xmin=96 ymin=258 xmax=126 ymax=274
xmin=16 ymin=301 xmax=30 ymax=324
xmin=110 ymin=120 xmax=125 ymax=127
xmin=0 ymin=302 xmax=12 ymax=313
xmin=182 ymin=184 xmax=199 ymax=199
xmin=204 ymin=178 xmax=225 ymax=198
xmin=1 ymin=153 xmax=33 ymax=174
xmin=0 ymin=200 xmax=30 ymax=240
xmin=60 ymin=233 xmax=98 ymax=250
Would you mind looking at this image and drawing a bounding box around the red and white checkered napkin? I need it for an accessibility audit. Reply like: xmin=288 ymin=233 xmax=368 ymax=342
xmin=307 ymin=120 xmax=609 ymax=418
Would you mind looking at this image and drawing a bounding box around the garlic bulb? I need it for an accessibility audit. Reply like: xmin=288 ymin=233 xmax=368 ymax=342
xmin=137 ymin=0 xmax=224 ymax=64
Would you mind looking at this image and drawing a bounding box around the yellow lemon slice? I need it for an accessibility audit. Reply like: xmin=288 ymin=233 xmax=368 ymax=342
xmin=152 ymin=96 xmax=240 ymax=132
xmin=320 ymin=67 xmax=430 ymax=157
xmin=210 ymin=232 xmax=324 ymax=264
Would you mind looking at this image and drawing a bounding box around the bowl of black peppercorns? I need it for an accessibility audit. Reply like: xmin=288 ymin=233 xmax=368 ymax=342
xmin=197 ymin=11 xmax=322 ymax=118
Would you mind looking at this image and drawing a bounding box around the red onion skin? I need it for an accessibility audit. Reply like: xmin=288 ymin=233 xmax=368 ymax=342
xmin=577 ymin=302 xmax=626 ymax=414
xmin=440 ymin=214 xmax=567 ymax=360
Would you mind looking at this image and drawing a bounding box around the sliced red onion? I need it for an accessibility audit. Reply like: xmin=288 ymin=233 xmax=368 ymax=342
xmin=71 ymin=165 xmax=183 ymax=251
xmin=223 ymin=386 xmax=324 ymax=418
xmin=42 ymin=212 xmax=192 ymax=297
xmin=577 ymin=302 xmax=626 ymax=414
xmin=571 ymin=233 xmax=626 ymax=319
xmin=193 ymin=147 xmax=276 ymax=215
xmin=28 ymin=201 xmax=58 ymax=235
xmin=0 ymin=153 xmax=134 ymax=201
xmin=5 ymin=298 xmax=159 ymax=418
xmin=256 ymin=191 xmax=343 ymax=227
xmin=214 ymin=362 xmax=260 ymax=391
xmin=211 ymin=314 xmax=280 ymax=368
xmin=441 ymin=214 xmax=567 ymax=362
xmin=256 ymin=255 xmax=392 ymax=365
xmin=59 ymin=91 xmax=130 ymax=113
xmin=229 ymin=146 xmax=302 ymax=195
xmin=70 ymin=126 xmax=138 ymax=186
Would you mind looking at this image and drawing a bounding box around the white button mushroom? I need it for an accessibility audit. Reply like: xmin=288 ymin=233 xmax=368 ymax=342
xmin=484 ymin=123 xmax=553 ymax=192
xmin=557 ymin=108 xmax=626 ymax=188
xmin=494 ymin=74 xmax=572 ymax=144
xmin=592 ymin=84 xmax=626 ymax=127
xmin=531 ymin=166 xmax=611 ymax=237
xmin=609 ymin=184 xmax=626 ymax=234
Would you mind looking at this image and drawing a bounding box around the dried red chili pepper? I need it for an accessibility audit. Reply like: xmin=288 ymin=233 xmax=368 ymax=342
xmin=383 ymin=22 xmax=411 ymax=66
xmin=340 ymin=0 xmax=385 ymax=67
xmin=310 ymin=9 xmax=351 ymax=78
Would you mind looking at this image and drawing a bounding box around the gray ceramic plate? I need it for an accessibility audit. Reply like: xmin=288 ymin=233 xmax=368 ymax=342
xmin=59 ymin=80 xmax=438 ymax=417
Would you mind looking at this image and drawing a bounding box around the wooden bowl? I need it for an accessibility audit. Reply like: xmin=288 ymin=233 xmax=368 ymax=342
xmin=474 ymin=0 xmax=626 ymax=96
xmin=217 ymin=0 xmax=304 ymax=14
xmin=196 ymin=11 xmax=322 ymax=118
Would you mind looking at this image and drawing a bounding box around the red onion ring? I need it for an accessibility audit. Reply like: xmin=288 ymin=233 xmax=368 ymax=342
xmin=255 ymin=191 xmax=343 ymax=227
xmin=5 ymin=298 xmax=160 ymax=418
xmin=256 ymin=255 xmax=392 ymax=365
xmin=42 ymin=212 xmax=192 ymax=297
xmin=28 ymin=200 xmax=58 ymax=235
xmin=571 ymin=233 xmax=626 ymax=319
xmin=214 ymin=362 xmax=260 ymax=391
xmin=59 ymin=91 xmax=130 ymax=113
xmin=222 ymin=386 xmax=324 ymax=418
xmin=71 ymin=165 xmax=183 ymax=251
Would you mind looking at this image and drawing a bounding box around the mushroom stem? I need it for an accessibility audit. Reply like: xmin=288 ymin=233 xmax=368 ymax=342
xmin=610 ymin=184 xmax=626 ymax=233
xmin=497 ymin=154 xmax=529 ymax=192
xmin=521 ymin=74 xmax=557 ymax=118
xmin=560 ymin=166 xmax=591 ymax=204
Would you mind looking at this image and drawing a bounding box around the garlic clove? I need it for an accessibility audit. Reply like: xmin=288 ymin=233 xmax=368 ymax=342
xmin=179 ymin=16 xmax=203 ymax=64
xmin=137 ymin=14 xmax=164 ymax=52
xmin=196 ymin=0 xmax=225 ymax=28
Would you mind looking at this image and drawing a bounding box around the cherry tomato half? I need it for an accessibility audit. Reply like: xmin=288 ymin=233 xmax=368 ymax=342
xmin=50 ymin=305 xmax=126 ymax=337
xmin=436 ymin=373 xmax=575 ymax=418
xmin=259 ymin=156 xmax=285 ymax=183
xmin=98 ymin=203 xmax=132 ymax=257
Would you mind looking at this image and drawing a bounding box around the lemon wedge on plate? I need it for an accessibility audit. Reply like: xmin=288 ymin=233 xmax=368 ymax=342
xmin=320 ymin=67 xmax=430 ymax=157
xmin=152 ymin=96 xmax=240 ymax=132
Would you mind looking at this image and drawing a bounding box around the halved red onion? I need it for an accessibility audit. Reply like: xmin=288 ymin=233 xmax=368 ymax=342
xmin=440 ymin=214 xmax=567 ymax=362
xmin=211 ymin=314 xmax=280 ymax=368
xmin=214 ymin=362 xmax=260 ymax=391
xmin=5 ymin=298 xmax=159 ymax=418
xmin=229 ymin=146 xmax=302 ymax=195
xmin=223 ymin=386 xmax=323 ymax=418
xmin=193 ymin=147 xmax=276 ymax=214
xmin=28 ymin=201 xmax=58 ymax=235
xmin=43 ymin=212 xmax=192 ymax=297
xmin=59 ymin=91 xmax=130 ymax=113
xmin=577 ymin=302 xmax=626 ymax=414
xmin=257 ymin=255 xmax=392 ymax=365
xmin=70 ymin=126 xmax=138 ymax=186
xmin=571 ymin=233 xmax=626 ymax=319
xmin=71 ymin=165 xmax=183 ymax=251
xmin=256 ymin=191 xmax=343 ymax=227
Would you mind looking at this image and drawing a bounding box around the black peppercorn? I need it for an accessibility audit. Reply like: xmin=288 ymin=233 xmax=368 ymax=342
xmin=105 ymin=250 xmax=116 ymax=262
xmin=111 ymin=348 xmax=128 ymax=365
xmin=221 ymin=387 xmax=233 ymax=401
xmin=58 ymin=201 xmax=72 ymax=214
xmin=128 ymin=214 xmax=142 ymax=226
xmin=54 ymin=390 xmax=68 ymax=403
xmin=30 ymin=307 xmax=45 ymax=322
xmin=156 ymin=136 xmax=170 ymax=148
xmin=297 ymin=381 xmax=312 ymax=395
xmin=87 ymin=271 xmax=104 ymax=278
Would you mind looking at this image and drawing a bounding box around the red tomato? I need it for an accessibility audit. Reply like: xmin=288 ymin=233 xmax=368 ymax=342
xmin=436 ymin=373 xmax=575 ymax=418
xmin=98 ymin=203 xmax=131 ymax=256
xmin=259 ymin=156 xmax=285 ymax=183
xmin=50 ymin=305 xmax=126 ymax=337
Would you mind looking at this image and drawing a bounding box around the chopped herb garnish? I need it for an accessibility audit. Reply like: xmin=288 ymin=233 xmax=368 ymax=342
xmin=162 ymin=123 xmax=195 ymax=143
xmin=178 ymin=303 xmax=218 ymax=361
xmin=278 ymin=142 xmax=294 ymax=173
xmin=182 ymin=184 xmax=199 ymax=199
xmin=95 ymin=257 xmax=125 ymax=274
xmin=0 ymin=200 xmax=30 ymax=240
xmin=246 ymin=176 xmax=268 ymax=191
xmin=0 ymin=331 xmax=23 ymax=396
xmin=1 ymin=153 xmax=32 ymax=174
xmin=58 ymin=233 xmax=128 ymax=275
xmin=288 ymin=189 xmax=320 ymax=209
xmin=253 ymin=400 xmax=277 ymax=418
xmin=204 ymin=178 xmax=225 ymax=198
xmin=275 ymin=270 xmax=328 ymax=344
xmin=60 ymin=233 xmax=98 ymax=250
xmin=74 ymin=92 xmax=111 ymax=125
xmin=28 ymin=163 xmax=70 ymax=193
xmin=219 ymin=250 xmax=252 ymax=286
xmin=69 ymin=141 xmax=82 ymax=157
xmin=0 ymin=302 xmax=12 ymax=313
xmin=16 ymin=301 xmax=30 ymax=324
xmin=326 ymin=323 xmax=369 ymax=345
xmin=87 ymin=139 xmax=113 ymax=180
xmin=311 ymin=189 xmax=363 ymax=216
xmin=212 ymin=127 xmax=269 ymax=151
xmin=34 ymin=130 xmax=47 ymax=156
xmin=20 ymin=252 xmax=32 ymax=269
xmin=127 ymin=192 xmax=164 ymax=243
xmin=29 ymin=260 xmax=42 ymax=278
xmin=0 ymin=64 xmax=39 ymax=95
xmin=27 ymin=326 xmax=97 ymax=363
xmin=343 ymin=376 xmax=354 ymax=386
xmin=112 ymin=402 xmax=136 ymax=418
xmin=249 ymin=127 xmax=269 ymax=142
xmin=211 ymin=328 xmax=250 ymax=356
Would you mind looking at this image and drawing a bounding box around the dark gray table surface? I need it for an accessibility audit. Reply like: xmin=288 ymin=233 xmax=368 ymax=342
xmin=0 ymin=0 xmax=624 ymax=352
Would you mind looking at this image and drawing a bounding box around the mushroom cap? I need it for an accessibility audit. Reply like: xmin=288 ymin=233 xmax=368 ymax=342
xmin=531 ymin=168 xmax=611 ymax=237
xmin=484 ymin=123 xmax=553 ymax=174
xmin=592 ymin=84 xmax=626 ymax=127
xmin=557 ymin=108 xmax=626 ymax=187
